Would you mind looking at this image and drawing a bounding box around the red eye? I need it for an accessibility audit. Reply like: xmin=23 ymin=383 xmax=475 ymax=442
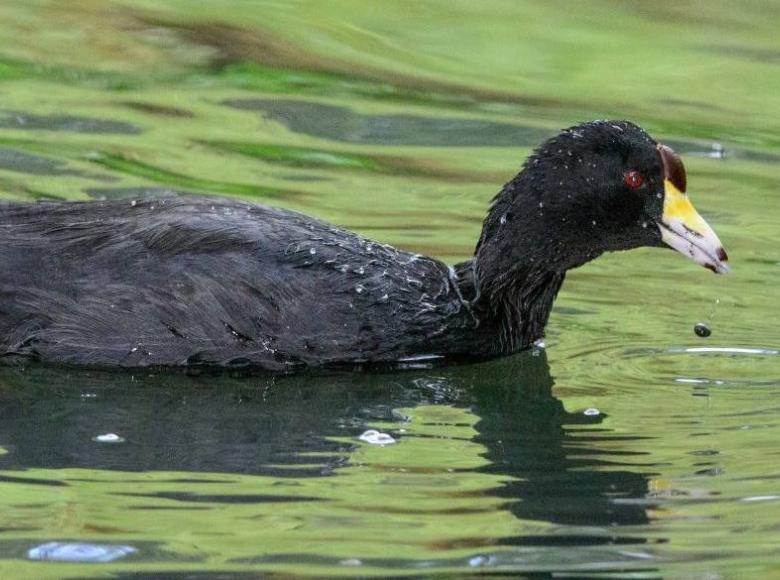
xmin=624 ymin=170 xmax=644 ymax=189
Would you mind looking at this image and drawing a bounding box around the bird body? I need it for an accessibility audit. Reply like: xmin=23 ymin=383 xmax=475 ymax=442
xmin=0 ymin=121 xmax=728 ymax=371
xmin=0 ymin=198 xmax=485 ymax=369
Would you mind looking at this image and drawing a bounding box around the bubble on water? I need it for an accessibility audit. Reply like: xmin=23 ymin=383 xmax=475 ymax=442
xmin=356 ymin=266 xmax=365 ymax=275
xmin=93 ymin=433 xmax=125 ymax=443
xmin=339 ymin=558 xmax=363 ymax=566
xmin=27 ymin=542 xmax=137 ymax=563
xmin=617 ymin=550 xmax=655 ymax=560
xmin=689 ymin=143 xmax=727 ymax=160
xmin=378 ymin=293 xmax=390 ymax=303
xmin=583 ymin=407 xmax=601 ymax=416
xmin=355 ymin=284 xmax=365 ymax=294
xmin=694 ymin=322 xmax=712 ymax=338
xmin=676 ymin=378 xmax=726 ymax=386
xmin=339 ymin=264 xmax=349 ymax=273
xmin=309 ymin=247 xmax=316 ymax=255
xmin=468 ymin=555 xmax=496 ymax=567
xmin=499 ymin=214 xmax=507 ymax=225
xmin=359 ymin=429 xmax=396 ymax=445
xmin=391 ymin=409 xmax=411 ymax=422
xmin=532 ymin=338 xmax=546 ymax=356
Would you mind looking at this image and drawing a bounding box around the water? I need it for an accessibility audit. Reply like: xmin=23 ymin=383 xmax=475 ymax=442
xmin=0 ymin=1 xmax=778 ymax=576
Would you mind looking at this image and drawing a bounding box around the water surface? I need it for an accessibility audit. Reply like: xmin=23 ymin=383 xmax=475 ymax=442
xmin=0 ymin=1 xmax=778 ymax=577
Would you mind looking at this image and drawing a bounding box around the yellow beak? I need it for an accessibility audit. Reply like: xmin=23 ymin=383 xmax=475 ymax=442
xmin=658 ymin=180 xmax=729 ymax=274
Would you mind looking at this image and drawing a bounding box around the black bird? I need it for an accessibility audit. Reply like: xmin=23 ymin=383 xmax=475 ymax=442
xmin=0 ymin=121 xmax=728 ymax=371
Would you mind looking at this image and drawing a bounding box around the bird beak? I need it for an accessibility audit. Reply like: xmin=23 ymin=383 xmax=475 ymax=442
xmin=656 ymin=144 xmax=729 ymax=274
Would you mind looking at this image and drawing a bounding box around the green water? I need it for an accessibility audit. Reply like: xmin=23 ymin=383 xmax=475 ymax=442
xmin=0 ymin=0 xmax=778 ymax=577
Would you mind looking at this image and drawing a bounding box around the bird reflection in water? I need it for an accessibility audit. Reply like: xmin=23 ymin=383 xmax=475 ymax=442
xmin=0 ymin=352 xmax=657 ymax=569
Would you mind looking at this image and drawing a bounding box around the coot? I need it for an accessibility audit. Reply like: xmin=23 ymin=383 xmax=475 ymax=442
xmin=0 ymin=121 xmax=728 ymax=371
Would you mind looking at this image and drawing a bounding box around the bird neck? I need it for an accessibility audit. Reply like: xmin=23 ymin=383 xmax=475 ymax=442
xmin=455 ymin=176 xmax=579 ymax=354
xmin=453 ymin=258 xmax=565 ymax=355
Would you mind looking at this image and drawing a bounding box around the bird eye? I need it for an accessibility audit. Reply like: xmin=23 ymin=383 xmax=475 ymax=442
xmin=624 ymin=170 xmax=644 ymax=189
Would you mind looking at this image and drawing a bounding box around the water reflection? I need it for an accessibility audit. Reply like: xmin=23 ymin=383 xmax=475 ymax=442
xmin=0 ymin=353 xmax=653 ymax=536
xmin=468 ymin=356 xmax=652 ymax=537
xmin=223 ymin=98 xmax=552 ymax=147
xmin=0 ymin=147 xmax=89 ymax=177
xmin=0 ymin=111 xmax=141 ymax=134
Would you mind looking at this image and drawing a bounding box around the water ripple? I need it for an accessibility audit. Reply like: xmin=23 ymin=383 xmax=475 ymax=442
xmin=668 ymin=346 xmax=778 ymax=356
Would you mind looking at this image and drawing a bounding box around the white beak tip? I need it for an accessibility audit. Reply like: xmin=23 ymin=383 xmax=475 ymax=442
xmin=706 ymin=259 xmax=730 ymax=275
xmin=659 ymin=221 xmax=730 ymax=275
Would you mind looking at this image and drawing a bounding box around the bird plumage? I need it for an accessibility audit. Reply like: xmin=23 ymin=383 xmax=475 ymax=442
xmin=0 ymin=120 xmax=728 ymax=371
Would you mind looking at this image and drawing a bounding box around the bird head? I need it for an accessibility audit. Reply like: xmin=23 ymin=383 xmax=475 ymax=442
xmin=479 ymin=121 xmax=728 ymax=275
